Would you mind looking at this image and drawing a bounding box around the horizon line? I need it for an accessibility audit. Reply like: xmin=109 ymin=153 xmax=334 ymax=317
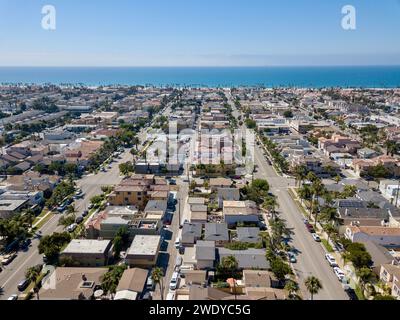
xmin=1 ymin=65 xmax=400 ymax=68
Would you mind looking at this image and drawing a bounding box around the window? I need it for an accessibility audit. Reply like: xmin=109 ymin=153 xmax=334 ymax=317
xmin=128 ymin=192 xmax=131 ymax=195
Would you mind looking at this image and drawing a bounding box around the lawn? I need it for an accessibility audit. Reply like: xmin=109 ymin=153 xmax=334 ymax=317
xmin=321 ymin=239 xmax=334 ymax=253
xmin=354 ymin=285 xmax=366 ymax=300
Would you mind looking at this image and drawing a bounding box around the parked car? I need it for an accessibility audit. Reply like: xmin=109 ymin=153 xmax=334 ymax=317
xmin=67 ymin=223 xmax=78 ymax=233
xmin=1 ymin=252 xmax=17 ymax=265
xmin=146 ymin=276 xmax=155 ymax=291
xmin=288 ymin=252 xmax=297 ymax=263
xmin=311 ymin=233 xmax=321 ymax=242
xmin=169 ymin=272 xmax=180 ymax=290
xmin=17 ymin=279 xmax=30 ymax=292
xmin=75 ymin=216 xmax=84 ymax=224
xmin=333 ymin=267 xmax=346 ymax=281
xmin=7 ymin=294 xmax=18 ymax=300
xmin=57 ymin=204 xmax=67 ymax=213
xmin=82 ymin=210 xmax=89 ymax=217
xmin=345 ymin=288 xmax=358 ymax=300
xmin=325 ymin=253 xmax=338 ymax=267
xmin=174 ymin=236 xmax=181 ymax=249
xmin=306 ymin=223 xmax=315 ymax=233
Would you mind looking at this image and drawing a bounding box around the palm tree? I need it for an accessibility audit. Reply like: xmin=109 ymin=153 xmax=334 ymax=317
xmin=294 ymin=165 xmax=307 ymax=187
xmin=310 ymin=178 xmax=325 ymax=226
xmin=218 ymin=256 xmax=239 ymax=299
xmin=25 ymin=265 xmax=41 ymax=300
xmin=324 ymin=223 xmax=337 ymax=242
xmin=151 ymin=267 xmax=165 ymax=300
xmin=284 ymin=280 xmax=299 ymax=300
xmin=101 ymin=265 xmax=127 ymax=299
xmin=305 ymin=276 xmax=322 ymax=300
xmin=384 ymin=140 xmax=398 ymax=156
xmin=262 ymin=196 xmax=279 ymax=220
xmin=357 ymin=267 xmax=375 ymax=296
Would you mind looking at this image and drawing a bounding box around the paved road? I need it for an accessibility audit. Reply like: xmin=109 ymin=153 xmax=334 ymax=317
xmin=0 ymin=148 xmax=132 ymax=300
xmin=226 ymin=89 xmax=348 ymax=300
xmin=253 ymin=144 xmax=348 ymax=300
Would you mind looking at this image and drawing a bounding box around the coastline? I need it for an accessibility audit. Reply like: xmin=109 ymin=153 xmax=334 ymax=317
xmin=0 ymin=66 xmax=399 ymax=88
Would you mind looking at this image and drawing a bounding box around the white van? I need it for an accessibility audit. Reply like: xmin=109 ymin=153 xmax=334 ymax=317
xmin=169 ymin=272 xmax=180 ymax=290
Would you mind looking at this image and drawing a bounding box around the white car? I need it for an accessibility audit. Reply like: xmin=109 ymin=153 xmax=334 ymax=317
xmin=325 ymin=254 xmax=338 ymax=267
xmin=169 ymin=272 xmax=180 ymax=290
xmin=333 ymin=267 xmax=346 ymax=281
xmin=311 ymin=233 xmax=321 ymax=242
xmin=67 ymin=223 xmax=78 ymax=233
xmin=7 ymin=294 xmax=18 ymax=300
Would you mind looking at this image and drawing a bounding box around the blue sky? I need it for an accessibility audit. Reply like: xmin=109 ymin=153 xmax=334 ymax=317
xmin=0 ymin=0 xmax=399 ymax=66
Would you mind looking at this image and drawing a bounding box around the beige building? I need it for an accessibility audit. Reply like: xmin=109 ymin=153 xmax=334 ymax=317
xmin=60 ymin=239 xmax=112 ymax=267
xmin=125 ymin=235 xmax=161 ymax=267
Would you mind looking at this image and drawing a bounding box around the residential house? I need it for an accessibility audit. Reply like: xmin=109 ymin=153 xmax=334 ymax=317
xmin=125 ymin=235 xmax=161 ymax=267
xmin=218 ymin=248 xmax=270 ymax=270
xmin=236 ymin=227 xmax=261 ymax=243
xmin=182 ymin=223 xmax=202 ymax=246
xmin=380 ymin=263 xmax=400 ymax=299
xmin=345 ymin=226 xmax=400 ymax=247
xmin=217 ymin=188 xmax=240 ymax=209
xmin=39 ymin=267 xmax=107 ymax=300
xmin=204 ymin=223 xmax=229 ymax=246
xmin=114 ymin=268 xmax=149 ymax=300
xmin=194 ymin=240 xmax=216 ymax=270
xmin=223 ymin=201 xmax=259 ymax=227
xmin=60 ymin=239 xmax=112 ymax=267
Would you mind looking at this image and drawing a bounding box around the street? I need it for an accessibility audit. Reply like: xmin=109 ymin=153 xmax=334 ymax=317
xmin=227 ymin=89 xmax=348 ymax=300
xmin=253 ymin=143 xmax=348 ymax=300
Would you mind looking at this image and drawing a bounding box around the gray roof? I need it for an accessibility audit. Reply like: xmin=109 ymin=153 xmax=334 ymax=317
xmin=337 ymin=207 xmax=390 ymax=220
xmin=359 ymin=240 xmax=394 ymax=268
xmin=204 ymin=223 xmax=229 ymax=241
xmin=144 ymin=200 xmax=167 ymax=213
xmin=191 ymin=204 xmax=208 ymax=212
xmin=236 ymin=227 xmax=261 ymax=243
xmin=195 ymin=241 xmax=216 ymax=260
xmin=218 ymin=248 xmax=269 ymax=269
xmin=324 ymin=184 xmax=345 ymax=193
xmin=217 ymin=188 xmax=240 ymax=201
xmin=182 ymin=223 xmax=202 ymax=238
xmin=341 ymin=179 xmax=370 ymax=191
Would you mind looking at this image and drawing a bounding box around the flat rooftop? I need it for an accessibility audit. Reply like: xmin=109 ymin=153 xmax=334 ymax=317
xmin=62 ymin=239 xmax=111 ymax=254
xmin=127 ymin=235 xmax=161 ymax=256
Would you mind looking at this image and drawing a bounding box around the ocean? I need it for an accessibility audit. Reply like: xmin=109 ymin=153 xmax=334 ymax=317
xmin=0 ymin=66 xmax=399 ymax=88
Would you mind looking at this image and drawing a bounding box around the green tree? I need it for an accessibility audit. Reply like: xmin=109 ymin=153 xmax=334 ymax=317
xmin=305 ymin=276 xmax=322 ymax=300
xmin=119 ymin=161 xmax=134 ymax=177
xmin=25 ymin=265 xmax=42 ymax=300
xmin=101 ymin=265 xmax=127 ymax=297
xmin=38 ymin=232 xmax=71 ymax=262
xmin=293 ymin=165 xmax=308 ymax=187
xmin=270 ymin=257 xmax=292 ymax=282
xmin=284 ymin=279 xmax=300 ymax=300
